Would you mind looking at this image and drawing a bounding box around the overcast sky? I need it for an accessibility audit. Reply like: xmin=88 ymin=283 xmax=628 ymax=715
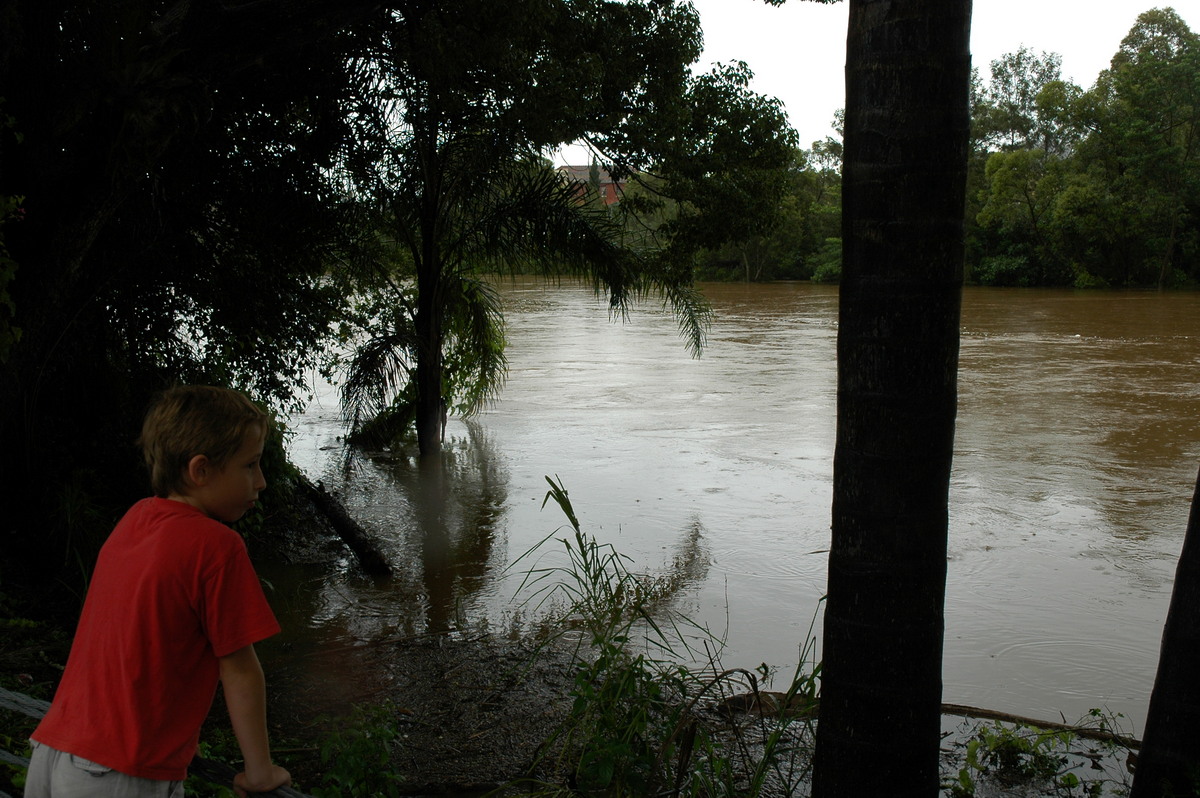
xmin=557 ymin=1 xmax=1198 ymax=163
xmin=693 ymin=0 xmax=1200 ymax=147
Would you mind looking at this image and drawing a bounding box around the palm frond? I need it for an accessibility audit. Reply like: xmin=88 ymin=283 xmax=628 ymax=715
xmin=442 ymin=274 xmax=508 ymax=417
xmin=478 ymin=160 xmax=711 ymax=355
xmin=339 ymin=303 xmax=419 ymax=439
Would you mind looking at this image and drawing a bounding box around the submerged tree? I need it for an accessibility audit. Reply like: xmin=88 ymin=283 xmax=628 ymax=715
xmin=811 ymin=0 xmax=971 ymax=795
xmin=343 ymin=0 xmax=797 ymax=456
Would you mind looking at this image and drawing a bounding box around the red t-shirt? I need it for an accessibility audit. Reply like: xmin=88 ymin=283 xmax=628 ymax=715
xmin=32 ymin=497 xmax=281 ymax=780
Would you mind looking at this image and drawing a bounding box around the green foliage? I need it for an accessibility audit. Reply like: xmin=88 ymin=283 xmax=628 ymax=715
xmin=630 ymin=59 xmax=799 ymax=259
xmin=341 ymin=0 xmax=800 ymax=452
xmin=1 ymin=734 xmax=30 ymax=795
xmin=511 ymin=476 xmax=694 ymax=794
xmin=0 ymin=581 xmax=64 ymax=797
xmin=510 ymin=477 xmax=823 ymax=797
xmin=0 ymin=1 xmax=384 ymax=587
xmin=971 ymin=724 xmax=1072 ymax=782
xmin=185 ymin=739 xmax=240 ymax=798
xmin=948 ymin=708 xmax=1137 ymax=798
xmin=808 ymin=238 xmax=843 ymax=284
xmin=1073 ymin=269 xmax=1112 ymax=290
xmin=696 ymin=145 xmax=842 ymax=283
xmin=974 ymin=254 xmax=1034 ymax=287
xmin=973 ymin=47 xmax=1074 ymax=154
xmin=310 ymin=703 xmax=405 ymax=798
xmin=966 ymin=12 xmax=1200 ymax=287
xmin=336 ymin=285 xmax=421 ymax=448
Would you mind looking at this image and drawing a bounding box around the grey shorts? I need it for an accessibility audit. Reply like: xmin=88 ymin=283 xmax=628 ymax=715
xmin=24 ymin=741 xmax=184 ymax=798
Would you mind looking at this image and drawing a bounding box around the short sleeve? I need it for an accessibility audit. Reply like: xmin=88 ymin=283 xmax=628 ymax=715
xmin=198 ymin=533 xmax=281 ymax=658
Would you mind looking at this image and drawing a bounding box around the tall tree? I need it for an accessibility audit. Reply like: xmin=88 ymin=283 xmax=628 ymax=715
xmin=0 ymin=0 xmax=396 ymax=582
xmin=1075 ymin=8 xmax=1200 ymax=288
xmin=973 ymin=47 xmax=1073 ymax=154
xmin=1132 ymin=467 xmax=1200 ymax=797
xmin=966 ymin=47 xmax=1086 ymax=285
xmin=348 ymin=0 xmax=796 ymax=457
xmin=811 ymin=0 xmax=971 ymax=795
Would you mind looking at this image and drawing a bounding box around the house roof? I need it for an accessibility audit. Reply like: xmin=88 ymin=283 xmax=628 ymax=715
xmin=556 ymin=164 xmax=619 ymax=184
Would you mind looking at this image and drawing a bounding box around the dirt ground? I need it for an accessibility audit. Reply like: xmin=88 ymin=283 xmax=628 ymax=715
xmin=252 ymin=499 xmax=582 ymax=796
xmin=265 ymin=632 xmax=580 ymax=797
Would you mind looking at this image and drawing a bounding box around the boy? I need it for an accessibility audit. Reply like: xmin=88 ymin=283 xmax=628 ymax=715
xmin=26 ymin=385 xmax=292 ymax=797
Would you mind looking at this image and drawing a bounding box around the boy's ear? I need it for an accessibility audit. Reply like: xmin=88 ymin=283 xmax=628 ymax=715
xmin=184 ymin=454 xmax=212 ymax=487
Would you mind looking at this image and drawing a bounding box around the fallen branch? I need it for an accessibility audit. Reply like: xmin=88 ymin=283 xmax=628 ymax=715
xmin=940 ymin=703 xmax=1141 ymax=750
xmin=712 ymin=691 xmax=1142 ymax=750
xmin=296 ymin=474 xmax=393 ymax=577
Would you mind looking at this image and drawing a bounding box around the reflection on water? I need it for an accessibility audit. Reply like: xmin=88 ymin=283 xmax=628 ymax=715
xmin=273 ymin=281 xmax=1200 ymax=735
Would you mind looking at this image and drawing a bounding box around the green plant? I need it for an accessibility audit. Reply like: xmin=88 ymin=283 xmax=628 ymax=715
xmin=310 ymin=702 xmax=405 ymax=798
xmin=183 ymin=726 xmax=244 ymax=797
xmin=808 ymin=237 xmax=842 ymax=283
xmin=510 ymin=477 xmax=825 ymax=797
xmin=183 ymin=742 xmax=240 ymax=798
xmin=511 ymin=476 xmax=699 ymax=795
xmin=974 ymin=254 xmax=1035 ymax=287
xmin=1073 ymin=268 xmax=1111 ymax=289
xmin=1 ymin=734 xmax=29 ymax=795
xmin=950 ymin=719 xmax=1117 ymax=798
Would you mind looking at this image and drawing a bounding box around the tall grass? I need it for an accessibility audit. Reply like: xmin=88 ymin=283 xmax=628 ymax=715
xmin=507 ymin=476 xmax=821 ymax=797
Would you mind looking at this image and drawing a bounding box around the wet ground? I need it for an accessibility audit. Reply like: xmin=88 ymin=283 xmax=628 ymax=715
xmin=266 ymin=632 xmax=578 ymax=795
xmin=249 ymin=469 xmax=1140 ymax=798
xmin=250 ymin=493 xmax=579 ymax=795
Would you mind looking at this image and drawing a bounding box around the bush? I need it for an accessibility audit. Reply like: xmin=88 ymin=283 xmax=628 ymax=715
xmin=975 ymin=254 xmax=1035 ymax=287
xmin=311 ymin=703 xmax=405 ymax=798
xmin=510 ymin=477 xmax=822 ymax=797
xmin=809 ymin=238 xmax=842 ymax=283
xmin=1073 ymin=269 xmax=1110 ymax=289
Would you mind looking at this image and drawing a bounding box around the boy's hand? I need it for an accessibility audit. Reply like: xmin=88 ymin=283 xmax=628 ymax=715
xmin=233 ymin=763 xmax=291 ymax=796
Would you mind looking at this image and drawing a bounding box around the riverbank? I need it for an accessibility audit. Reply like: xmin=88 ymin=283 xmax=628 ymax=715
xmin=1 ymin=477 xmax=1144 ymax=797
xmin=0 ymin=584 xmax=1142 ymax=798
xmin=263 ymin=633 xmax=578 ymax=796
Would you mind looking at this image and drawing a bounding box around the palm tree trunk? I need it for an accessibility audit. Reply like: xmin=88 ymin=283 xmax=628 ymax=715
xmin=811 ymin=1 xmax=971 ymax=795
xmin=415 ymin=241 xmax=445 ymax=459
xmin=414 ymin=116 xmax=446 ymax=459
xmin=1130 ymin=466 xmax=1200 ymax=798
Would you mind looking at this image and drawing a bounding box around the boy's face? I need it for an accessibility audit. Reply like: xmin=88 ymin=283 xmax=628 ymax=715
xmin=191 ymin=428 xmax=267 ymax=523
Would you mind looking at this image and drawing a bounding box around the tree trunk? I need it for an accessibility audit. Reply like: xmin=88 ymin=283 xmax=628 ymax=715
xmin=811 ymin=1 xmax=971 ymax=795
xmin=415 ymin=249 xmax=445 ymax=459
xmin=414 ymin=121 xmax=445 ymax=460
xmin=1130 ymin=466 xmax=1200 ymax=798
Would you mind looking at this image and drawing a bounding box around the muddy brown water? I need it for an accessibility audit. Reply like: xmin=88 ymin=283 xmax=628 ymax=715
xmin=265 ymin=279 xmax=1200 ymax=738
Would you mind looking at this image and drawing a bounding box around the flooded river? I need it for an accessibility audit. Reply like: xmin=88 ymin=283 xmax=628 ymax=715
xmin=273 ymin=280 xmax=1200 ymax=735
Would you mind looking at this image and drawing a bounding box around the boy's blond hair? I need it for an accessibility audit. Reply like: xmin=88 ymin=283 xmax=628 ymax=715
xmin=139 ymin=385 xmax=269 ymax=498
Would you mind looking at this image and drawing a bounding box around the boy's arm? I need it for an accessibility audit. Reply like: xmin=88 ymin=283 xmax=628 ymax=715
xmin=219 ymin=644 xmax=292 ymax=797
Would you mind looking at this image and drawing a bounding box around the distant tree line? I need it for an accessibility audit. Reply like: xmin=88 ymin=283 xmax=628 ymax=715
xmin=700 ymin=7 xmax=1200 ymax=289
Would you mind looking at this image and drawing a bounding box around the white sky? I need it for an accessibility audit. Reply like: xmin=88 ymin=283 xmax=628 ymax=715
xmin=693 ymin=0 xmax=1200 ymax=147
xmin=557 ymin=0 xmax=1199 ymax=163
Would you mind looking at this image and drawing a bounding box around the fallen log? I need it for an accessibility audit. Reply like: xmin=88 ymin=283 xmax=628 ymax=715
xmin=296 ymin=474 xmax=393 ymax=577
xmin=940 ymin=703 xmax=1141 ymax=750
xmin=712 ymin=691 xmax=1141 ymax=750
